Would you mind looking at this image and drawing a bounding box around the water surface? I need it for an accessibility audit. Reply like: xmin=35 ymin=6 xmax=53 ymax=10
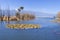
xmin=0 ymin=18 xmax=60 ymax=40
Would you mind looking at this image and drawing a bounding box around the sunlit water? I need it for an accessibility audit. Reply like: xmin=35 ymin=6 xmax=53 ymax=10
xmin=0 ymin=17 xmax=60 ymax=40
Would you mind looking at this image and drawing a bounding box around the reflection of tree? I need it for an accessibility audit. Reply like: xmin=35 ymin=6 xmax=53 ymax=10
xmin=6 ymin=21 xmax=10 ymax=24
xmin=15 ymin=21 xmax=20 ymax=24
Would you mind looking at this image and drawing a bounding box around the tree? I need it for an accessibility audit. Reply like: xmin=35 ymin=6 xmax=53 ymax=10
xmin=20 ymin=6 xmax=24 ymax=10
xmin=0 ymin=5 xmax=3 ymax=21
xmin=0 ymin=5 xmax=2 ymax=17
xmin=7 ymin=5 xmax=10 ymax=21
xmin=18 ymin=6 xmax=24 ymax=12
xmin=16 ymin=6 xmax=24 ymax=19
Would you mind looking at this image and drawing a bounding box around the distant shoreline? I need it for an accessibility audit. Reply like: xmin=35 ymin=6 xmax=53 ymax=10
xmin=36 ymin=16 xmax=54 ymax=18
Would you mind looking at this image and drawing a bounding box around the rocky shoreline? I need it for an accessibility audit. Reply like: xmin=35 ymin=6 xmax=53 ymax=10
xmin=6 ymin=24 xmax=40 ymax=29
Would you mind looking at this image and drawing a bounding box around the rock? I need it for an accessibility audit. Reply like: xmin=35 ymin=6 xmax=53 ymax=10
xmin=6 ymin=24 xmax=40 ymax=29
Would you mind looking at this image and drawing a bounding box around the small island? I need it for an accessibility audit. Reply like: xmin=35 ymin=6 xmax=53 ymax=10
xmin=6 ymin=24 xmax=40 ymax=29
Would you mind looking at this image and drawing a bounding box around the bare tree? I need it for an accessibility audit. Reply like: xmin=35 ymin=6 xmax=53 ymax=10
xmin=0 ymin=5 xmax=2 ymax=17
xmin=7 ymin=5 xmax=10 ymax=21
xmin=0 ymin=5 xmax=3 ymax=21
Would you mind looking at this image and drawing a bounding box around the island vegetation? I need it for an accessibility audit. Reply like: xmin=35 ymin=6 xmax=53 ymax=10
xmin=0 ymin=13 xmax=35 ymax=21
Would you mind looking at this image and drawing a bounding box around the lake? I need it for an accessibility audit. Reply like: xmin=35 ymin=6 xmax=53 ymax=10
xmin=0 ymin=17 xmax=60 ymax=40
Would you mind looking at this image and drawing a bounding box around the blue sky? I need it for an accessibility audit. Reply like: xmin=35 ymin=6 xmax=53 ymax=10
xmin=0 ymin=0 xmax=60 ymax=14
